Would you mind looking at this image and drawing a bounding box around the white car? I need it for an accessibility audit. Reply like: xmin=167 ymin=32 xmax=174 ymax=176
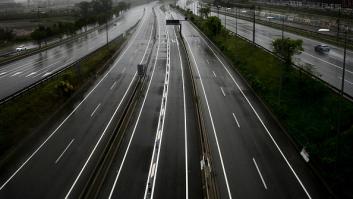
xmin=16 ymin=45 xmax=27 ymax=52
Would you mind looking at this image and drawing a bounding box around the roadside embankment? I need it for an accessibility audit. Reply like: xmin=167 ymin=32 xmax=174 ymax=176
xmin=176 ymin=6 xmax=353 ymax=198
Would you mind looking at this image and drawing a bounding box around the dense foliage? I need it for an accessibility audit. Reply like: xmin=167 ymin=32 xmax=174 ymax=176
xmin=179 ymin=6 xmax=353 ymax=198
xmin=30 ymin=0 xmax=130 ymax=46
xmin=0 ymin=35 xmax=126 ymax=163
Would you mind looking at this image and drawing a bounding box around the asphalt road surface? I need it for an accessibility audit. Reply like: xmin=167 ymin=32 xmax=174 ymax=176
xmin=0 ymin=3 xmax=157 ymax=198
xmin=172 ymin=7 xmax=329 ymax=199
xmin=211 ymin=11 xmax=353 ymax=97
xmin=0 ymin=5 xmax=144 ymax=101
xmin=97 ymin=7 xmax=202 ymax=199
xmin=0 ymin=2 xmax=331 ymax=199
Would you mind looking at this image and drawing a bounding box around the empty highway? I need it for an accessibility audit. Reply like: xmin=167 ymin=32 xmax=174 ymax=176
xmin=211 ymin=11 xmax=353 ymax=97
xmin=0 ymin=5 xmax=145 ymax=101
xmin=0 ymin=2 xmax=331 ymax=199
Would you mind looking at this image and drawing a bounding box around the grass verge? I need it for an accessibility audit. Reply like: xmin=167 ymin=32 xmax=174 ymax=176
xmin=178 ymin=7 xmax=353 ymax=198
xmin=0 ymin=34 xmax=127 ymax=161
xmin=217 ymin=10 xmax=353 ymax=51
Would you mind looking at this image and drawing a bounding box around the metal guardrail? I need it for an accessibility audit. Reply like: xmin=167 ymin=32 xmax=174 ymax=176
xmin=0 ymin=15 xmax=124 ymax=67
xmin=0 ymin=19 xmax=141 ymax=106
xmin=213 ymin=9 xmax=353 ymax=50
xmin=179 ymin=10 xmax=337 ymax=198
xmin=80 ymin=9 xmax=152 ymax=197
xmin=224 ymin=29 xmax=353 ymax=102
xmin=177 ymin=20 xmax=219 ymax=199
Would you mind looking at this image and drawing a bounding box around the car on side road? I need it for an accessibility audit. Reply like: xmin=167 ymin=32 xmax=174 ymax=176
xmin=314 ymin=44 xmax=330 ymax=53
xmin=16 ymin=45 xmax=27 ymax=52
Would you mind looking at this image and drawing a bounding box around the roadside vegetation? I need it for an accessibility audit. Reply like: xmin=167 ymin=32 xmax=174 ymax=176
xmin=30 ymin=0 xmax=130 ymax=46
xmin=177 ymin=6 xmax=353 ymax=198
xmin=0 ymin=0 xmax=130 ymax=48
xmin=0 ymin=33 xmax=127 ymax=164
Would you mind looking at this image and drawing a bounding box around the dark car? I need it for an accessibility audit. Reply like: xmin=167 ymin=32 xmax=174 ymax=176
xmin=315 ymin=44 xmax=330 ymax=53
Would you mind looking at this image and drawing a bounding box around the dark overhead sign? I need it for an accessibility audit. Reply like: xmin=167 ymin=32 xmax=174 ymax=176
xmin=166 ymin=19 xmax=180 ymax=25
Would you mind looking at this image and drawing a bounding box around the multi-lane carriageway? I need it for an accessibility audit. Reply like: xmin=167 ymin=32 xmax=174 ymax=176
xmin=0 ymin=2 xmax=330 ymax=199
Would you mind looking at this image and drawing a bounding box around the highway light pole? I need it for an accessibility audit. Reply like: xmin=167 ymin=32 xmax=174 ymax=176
xmin=225 ymin=8 xmax=231 ymax=30
xmin=106 ymin=21 xmax=109 ymax=47
xmin=217 ymin=6 xmax=220 ymax=18
xmin=341 ymin=26 xmax=348 ymax=96
xmin=282 ymin=16 xmax=285 ymax=39
xmin=224 ymin=7 xmax=227 ymax=30
xmin=252 ymin=6 xmax=256 ymax=44
xmin=235 ymin=7 xmax=238 ymax=35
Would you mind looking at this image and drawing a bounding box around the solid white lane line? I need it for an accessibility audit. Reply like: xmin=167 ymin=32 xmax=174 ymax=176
xmin=90 ymin=103 xmax=101 ymax=117
xmin=150 ymin=163 xmax=156 ymax=178
xmin=184 ymin=30 xmax=233 ymax=199
xmin=55 ymin=139 xmax=75 ymax=164
xmin=108 ymin=18 xmax=158 ymax=199
xmin=253 ymin=158 xmax=268 ymax=190
xmin=173 ymin=26 xmax=189 ymax=199
xmin=212 ymin=71 xmax=217 ymax=78
xmin=144 ymin=20 xmax=169 ymax=199
xmin=0 ymin=13 xmax=147 ymax=191
xmin=191 ymin=23 xmax=312 ymax=198
xmin=220 ymin=87 xmax=226 ymax=96
xmin=65 ymin=73 xmax=137 ymax=199
xmin=110 ymin=81 xmax=117 ymax=90
xmin=66 ymin=16 xmax=154 ymax=199
xmin=0 ymin=72 xmax=6 ymax=76
xmin=232 ymin=113 xmax=240 ymax=128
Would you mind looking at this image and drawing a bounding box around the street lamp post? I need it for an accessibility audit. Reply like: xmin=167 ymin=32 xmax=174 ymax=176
xmin=225 ymin=8 xmax=231 ymax=30
xmin=217 ymin=6 xmax=220 ymax=18
xmin=106 ymin=20 xmax=109 ymax=47
xmin=235 ymin=7 xmax=238 ymax=35
xmin=252 ymin=6 xmax=256 ymax=43
xmin=225 ymin=7 xmax=227 ymax=30
xmin=341 ymin=26 xmax=348 ymax=96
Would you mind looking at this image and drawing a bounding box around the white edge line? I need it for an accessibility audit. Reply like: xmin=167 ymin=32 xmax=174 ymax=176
xmin=183 ymin=24 xmax=233 ymax=199
xmin=252 ymin=158 xmax=268 ymax=190
xmin=147 ymin=19 xmax=170 ymax=199
xmin=173 ymin=26 xmax=189 ymax=199
xmin=66 ymin=15 xmax=155 ymax=198
xmin=191 ymin=23 xmax=312 ymax=199
xmin=65 ymin=72 xmax=137 ymax=198
xmin=108 ymin=16 xmax=158 ymax=199
xmin=0 ymin=12 xmax=147 ymax=192
xmin=55 ymin=139 xmax=75 ymax=164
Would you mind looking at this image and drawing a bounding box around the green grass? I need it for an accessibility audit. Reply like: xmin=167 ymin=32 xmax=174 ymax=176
xmin=182 ymin=8 xmax=353 ymax=198
xmin=0 ymin=36 xmax=126 ymax=159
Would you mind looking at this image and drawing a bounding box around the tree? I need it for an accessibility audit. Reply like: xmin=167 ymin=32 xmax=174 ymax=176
xmin=92 ymin=0 xmax=112 ymax=14
xmin=31 ymin=25 xmax=47 ymax=47
xmin=204 ymin=16 xmax=222 ymax=37
xmin=77 ymin=1 xmax=91 ymax=18
xmin=0 ymin=27 xmax=14 ymax=42
xmin=199 ymin=7 xmax=210 ymax=18
xmin=272 ymin=38 xmax=303 ymax=67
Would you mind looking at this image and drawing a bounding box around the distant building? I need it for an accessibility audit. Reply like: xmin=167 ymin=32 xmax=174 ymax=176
xmin=254 ymin=0 xmax=353 ymax=8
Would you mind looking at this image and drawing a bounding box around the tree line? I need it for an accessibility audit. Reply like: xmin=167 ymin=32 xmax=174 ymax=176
xmin=31 ymin=0 xmax=130 ymax=46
